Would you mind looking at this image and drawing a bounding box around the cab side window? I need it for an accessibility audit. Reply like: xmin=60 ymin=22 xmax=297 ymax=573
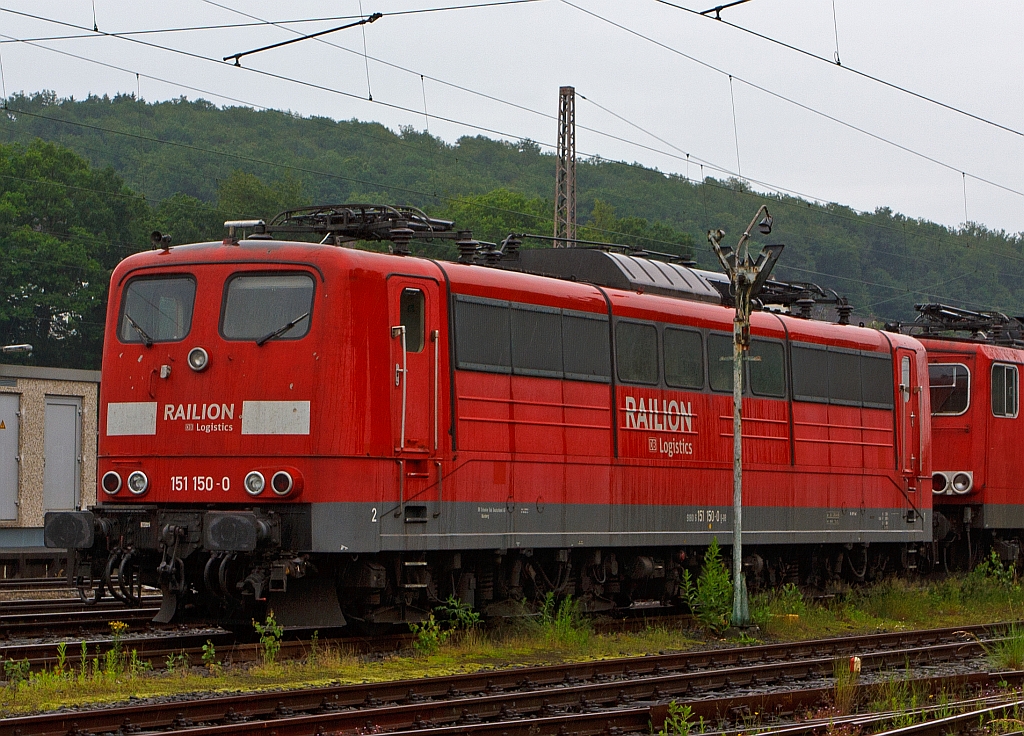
xmin=930 ymin=363 xmax=969 ymax=416
xmin=992 ymin=363 xmax=1019 ymax=418
xmin=400 ymin=288 xmax=425 ymax=353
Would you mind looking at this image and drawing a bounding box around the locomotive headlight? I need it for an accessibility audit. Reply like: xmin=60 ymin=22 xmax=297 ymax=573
xmin=126 ymin=471 xmax=149 ymax=495
xmin=952 ymin=472 xmax=973 ymax=494
xmin=244 ymin=471 xmax=265 ymax=496
xmin=101 ymin=471 xmax=122 ymax=495
xmin=932 ymin=473 xmax=949 ymax=494
xmin=187 ymin=347 xmax=209 ymax=372
xmin=271 ymin=470 xmax=294 ymax=496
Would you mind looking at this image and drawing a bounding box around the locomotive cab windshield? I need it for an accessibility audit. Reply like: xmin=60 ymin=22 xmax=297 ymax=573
xmin=119 ymin=276 xmax=196 ymax=344
xmin=221 ymin=272 xmax=314 ymax=342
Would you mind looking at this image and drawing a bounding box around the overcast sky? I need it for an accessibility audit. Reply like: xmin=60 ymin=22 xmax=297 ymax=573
xmin=1 ymin=1 xmax=1022 ymax=234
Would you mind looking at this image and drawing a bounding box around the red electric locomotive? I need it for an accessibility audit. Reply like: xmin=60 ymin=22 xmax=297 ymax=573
xmin=44 ymin=206 xmax=932 ymax=626
xmin=890 ymin=304 xmax=1024 ymax=570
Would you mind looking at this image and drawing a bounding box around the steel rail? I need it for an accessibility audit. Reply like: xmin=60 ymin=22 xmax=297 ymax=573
xmin=0 ymin=623 xmax=1009 ymax=736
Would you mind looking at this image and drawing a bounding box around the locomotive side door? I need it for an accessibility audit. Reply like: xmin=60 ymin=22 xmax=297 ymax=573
xmin=896 ymin=349 xmax=922 ymax=488
xmin=386 ymin=276 xmax=442 ymax=527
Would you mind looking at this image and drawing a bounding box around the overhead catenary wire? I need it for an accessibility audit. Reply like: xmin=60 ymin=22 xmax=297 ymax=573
xmin=0 ymin=1 xmax=547 ymax=46
xmin=653 ymin=0 xmax=1024 ymax=141
xmin=781 ymin=264 xmax=999 ymax=313
xmin=0 ymin=128 xmax=1015 ymax=318
xmin=0 ymin=58 xmax=1015 ymax=316
xmin=1 ymin=21 xmax=1016 ymax=277
xmin=357 ymin=0 xmax=373 ymax=100
xmin=6 ymin=7 xmax=1024 ymax=298
xmin=6 ymin=3 xmax=1024 ymax=212
xmin=559 ymin=0 xmax=1024 ymax=201
xmin=0 ymin=40 xmax=6 ymax=101
xmin=859 ymin=269 xmax=979 ymax=311
xmin=830 ymin=0 xmax=841 ymax=65
xmin=728 ymin=75 xmax=740 ymax=176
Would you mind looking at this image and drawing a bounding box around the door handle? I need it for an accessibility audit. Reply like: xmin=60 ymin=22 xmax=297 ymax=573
xmin=391 ymin=325 xmax=408 ymax=450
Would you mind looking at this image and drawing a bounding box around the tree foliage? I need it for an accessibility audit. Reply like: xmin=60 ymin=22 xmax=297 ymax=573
xmin=0 ymin=139 xmax=147 ymax=368
xmin=4 ymin=92 xmax=1024 ymax=369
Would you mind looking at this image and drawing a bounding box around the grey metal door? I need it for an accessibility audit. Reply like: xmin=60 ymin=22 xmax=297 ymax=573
xmin=43 ymin=397 xmax=81 ymax=512
xmin=0 ymin=393 xmax=19 ymax=520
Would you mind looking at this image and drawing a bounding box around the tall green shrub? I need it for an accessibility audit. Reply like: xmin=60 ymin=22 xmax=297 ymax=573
xmin=681 ymin=538 xmax=733 ymax=635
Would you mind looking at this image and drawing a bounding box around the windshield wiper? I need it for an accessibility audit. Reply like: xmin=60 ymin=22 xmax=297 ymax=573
xmin=256 ymin=312 xmax=309 ymax=346
xmin=124 ymin=313 xmax=153 ymax=347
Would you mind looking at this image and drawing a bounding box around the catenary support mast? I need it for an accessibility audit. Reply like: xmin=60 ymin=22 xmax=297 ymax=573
xmin=554 ymin=86 xmax=576 ymax=247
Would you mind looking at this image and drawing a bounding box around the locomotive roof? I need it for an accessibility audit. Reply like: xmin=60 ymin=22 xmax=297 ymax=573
xmin=497 ymin=247 xmax=723 ymax=304
xmin=113 ymin=235 xmax=921 ymax=355
xmin=915 ymin=335 xmax=1024 ymax=363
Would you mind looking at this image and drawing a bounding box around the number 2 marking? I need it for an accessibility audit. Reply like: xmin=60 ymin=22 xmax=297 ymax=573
xmin=371 ymin=507 xmax=378 ymax=523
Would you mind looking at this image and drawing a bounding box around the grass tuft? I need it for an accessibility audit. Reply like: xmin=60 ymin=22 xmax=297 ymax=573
xmin=987 ymin=623 xmax=1024 ymax=671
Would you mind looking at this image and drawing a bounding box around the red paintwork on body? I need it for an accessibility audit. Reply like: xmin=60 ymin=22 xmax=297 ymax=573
xmin=920 ymin=338 xmax=1022 ymax=522
xmin=97 ymin=238 xmax=931 ymax=534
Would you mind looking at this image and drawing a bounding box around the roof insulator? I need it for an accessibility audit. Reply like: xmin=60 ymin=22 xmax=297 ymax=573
xmin=456 ymin=231 xmax=480 ymax=264
xmin=390 ymin=221 xmax=414 ymax=255
xmin=500 ymin=234 xmax=521 ymax=260
xmin=836 ymin=300 xmax=853 ymax=326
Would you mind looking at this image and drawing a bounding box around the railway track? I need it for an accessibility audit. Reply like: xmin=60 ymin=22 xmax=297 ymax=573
xmin=0 ymin=576 xmax=69 ymax=592
xmin=0 ymin=606 xmax=164 ymax=639
xmin=0 ymin=594 xmax=161 ymax=616
xmin=0 ymin=601 xmax=682 ymax=655
xmin=0 ymin=622 xmax=1010 ymax=736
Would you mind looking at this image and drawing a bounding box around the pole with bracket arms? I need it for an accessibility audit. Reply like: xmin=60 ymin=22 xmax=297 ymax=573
xmin=707 ymin=205 xmax=783 ymax=627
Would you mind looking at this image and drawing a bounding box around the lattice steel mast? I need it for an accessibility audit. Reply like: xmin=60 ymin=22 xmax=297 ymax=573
xmin=554 ymin=86 xmax=576 ymax=247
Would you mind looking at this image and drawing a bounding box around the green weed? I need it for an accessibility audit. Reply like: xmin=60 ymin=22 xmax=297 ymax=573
xmin=832 ymin=656 xmax=860 ymax=714
xmin=538 ymin=592 xmax=591 ymax=648
xmin=55 ymin=642 xmax=67 ymax=675
xmin=438 ymin=595 xmax=482 ymax=634
xmin=307 ymin=630 xmax=320 ymax=668
xmin=409 ymin=596 xmax=484 ymax=656
xmin=680 ymin=538 xmax=732 ymax=635
xmin=201 ymin=640 xmax=218 ymax=671
xmin=654 ymin=700 xmax=705 ymax=735
xmin=987 ymin=623 xmax=1024 ymax=670
xmin=253 ymin=611 xmax=283 ymax=666
xmin=78 ymin=640 xmax=88 ymax=677
xmin=164 ymin=651 xmax=191 ymax=674
xmin=409 ymin=612 xmax=447 ymax=656
xmin=870 ymin=666 xmax=926 ymax=728
xmin=4 ymin=659 xmax=30 ymax=687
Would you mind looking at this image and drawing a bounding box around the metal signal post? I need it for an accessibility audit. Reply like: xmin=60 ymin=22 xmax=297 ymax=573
xmin=708 ymin=205 xmax=783 ymax=627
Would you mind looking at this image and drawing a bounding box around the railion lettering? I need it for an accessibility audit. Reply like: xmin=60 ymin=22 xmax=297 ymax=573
xmin=624 ymin=394 xmax=694 ymax=433
xmin=163 ymin=403 xmax=235 ymax=422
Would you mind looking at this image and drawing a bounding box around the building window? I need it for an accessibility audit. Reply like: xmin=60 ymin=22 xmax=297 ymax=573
xmin=992 ymin=363 xmax=1018 ymax=418
xmin=929 ymin=363 xmax=970 ymax=416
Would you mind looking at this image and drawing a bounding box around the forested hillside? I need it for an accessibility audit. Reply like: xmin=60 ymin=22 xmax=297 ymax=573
xmin=2 ymin=91 xmax=1024 ymax=369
